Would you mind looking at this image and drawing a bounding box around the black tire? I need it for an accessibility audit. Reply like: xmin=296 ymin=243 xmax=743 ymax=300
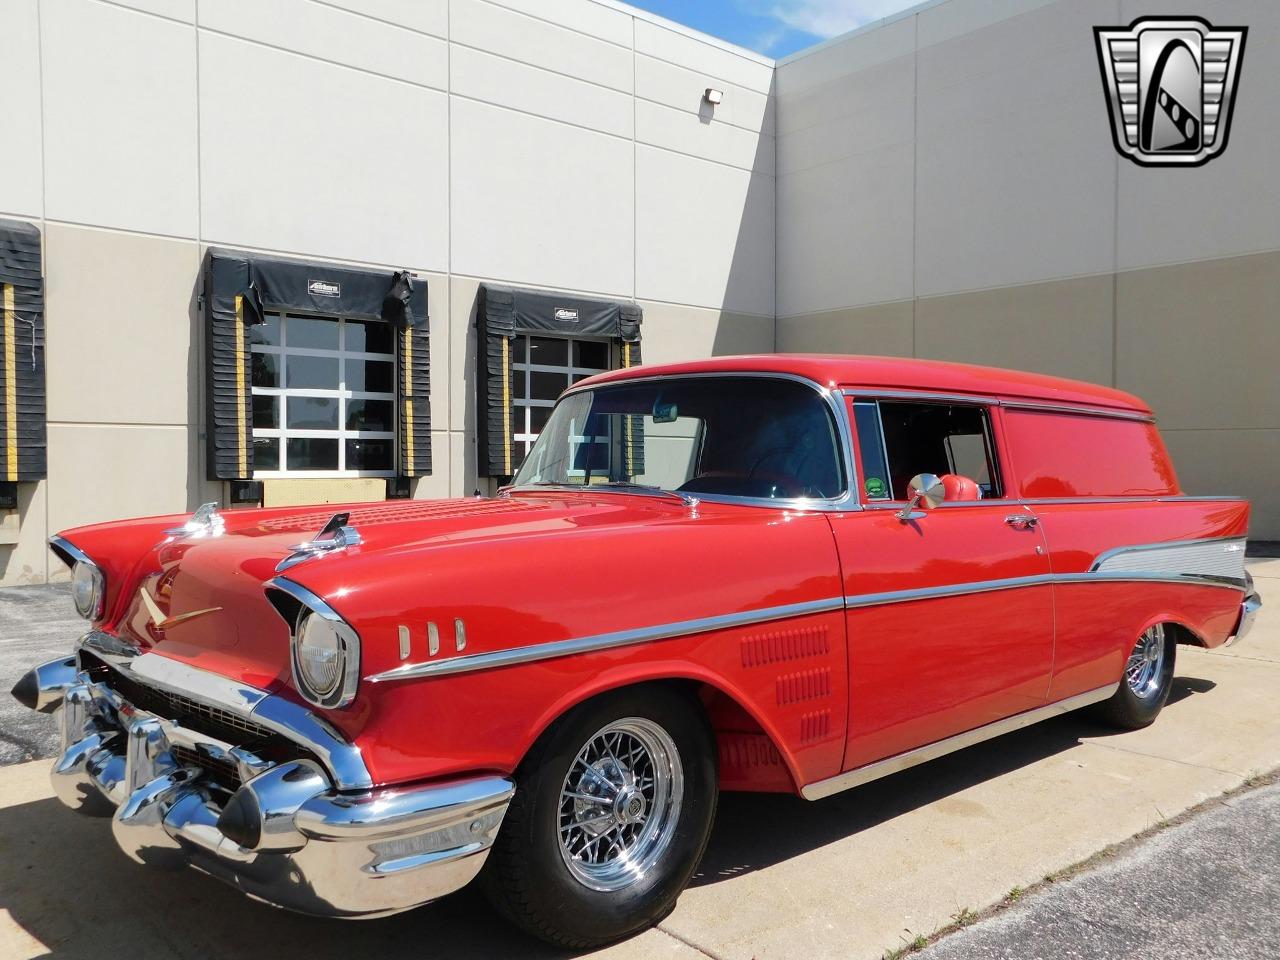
xmin=482 ymin=685 xmax=717 ymax=949
xmin=1091 ymin=623 xmax=1177 ymax=730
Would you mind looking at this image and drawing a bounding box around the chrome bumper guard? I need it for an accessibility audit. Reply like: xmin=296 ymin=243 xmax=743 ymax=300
xmin=19 ymin=653 xmax=514 ymax=919
xmin=1226 ymin=581 xmax=1262 ymax=647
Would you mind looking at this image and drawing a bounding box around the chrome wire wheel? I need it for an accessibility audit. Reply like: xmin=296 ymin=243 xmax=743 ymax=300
xmin=1126 ymin=624 xmax=1167 ymax=699
xmin=557 ymin=717 xmax=684 ymax=893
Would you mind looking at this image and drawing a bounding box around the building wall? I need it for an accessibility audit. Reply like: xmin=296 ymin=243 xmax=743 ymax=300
xmin=775 ymin=0 xmax=1280 ymax=539
xmin=0 ymin=0 xmax=777 ymax=584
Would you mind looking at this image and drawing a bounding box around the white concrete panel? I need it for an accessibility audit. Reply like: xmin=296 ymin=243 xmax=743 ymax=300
xmin=776 ymin=55 xmax=914 ymax=177
xmin=636 ymin=100 xmax=772 ymax=175
xmin=777 ymin=142 xmax=915 ymax=316
xmin=914 ymin=0 xmax=1117 ymax=295
xmin=635 ymin=54 xmax=772 ymax=135
xmin=108 ymin=0 xmax=194 ymax=22
xmin=199 ymin=32 xmax=448 ymax=270
xmin=488 ymin=0 xmax=632 ymax=48
xmin=915 ymin=0 xmax=1057 ymax=50
xmin=775 ymin=14 xmax=915 ymax=102
xmin=450 ymin=0 xmax=632 ymax=93
xmin=636 ymin=145 xmax=773 ymax=316
xmin=1116 ymin=0 xmax=1280 ymax=269
xmin=323 ymin=0 xmax=449 ymax=38
xmin=198 ymin=0 xmax=447 ymax=90
xmin=0 ymin=0 xmax=42 ymax=218
xmin=40 ymin=0 xmax=198 ymax=237
xmin=451 ymin=44 xmax=633 ymax=139
xmin=634 ymin=19 xmax=773 ymax=94
xmin=451 ymin=97 xmax=633 ymax=296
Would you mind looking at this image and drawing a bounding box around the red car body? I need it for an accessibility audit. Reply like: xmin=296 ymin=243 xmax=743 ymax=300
xmin=15 ymin=354 xmax=1259 ymax=923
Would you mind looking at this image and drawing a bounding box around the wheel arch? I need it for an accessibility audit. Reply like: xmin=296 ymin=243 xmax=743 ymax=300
xmin=517 ymin=662 xmax=803 ymax=795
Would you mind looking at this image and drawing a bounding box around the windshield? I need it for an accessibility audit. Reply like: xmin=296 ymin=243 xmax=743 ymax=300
xmin=511 ymin=375 xmax=846 ymax=501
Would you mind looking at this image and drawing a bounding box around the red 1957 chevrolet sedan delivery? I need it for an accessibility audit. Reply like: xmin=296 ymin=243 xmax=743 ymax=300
xmin=12 ymin=355 xmax=1261 ymax=947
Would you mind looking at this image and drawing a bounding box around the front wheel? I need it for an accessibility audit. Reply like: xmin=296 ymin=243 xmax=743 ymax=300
xmin=1091 ymin=622 xmax=1177 ymax=729
xmin=483 ymin=686 xmax=718 ymax=948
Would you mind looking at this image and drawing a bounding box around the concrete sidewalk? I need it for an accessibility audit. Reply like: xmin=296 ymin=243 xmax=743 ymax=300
xmin=0 ymin=563 xmax=1276 ymax=960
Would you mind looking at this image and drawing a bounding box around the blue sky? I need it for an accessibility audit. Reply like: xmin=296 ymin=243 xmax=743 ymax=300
xmin=624 ymin=1 xmax=919 ymax=58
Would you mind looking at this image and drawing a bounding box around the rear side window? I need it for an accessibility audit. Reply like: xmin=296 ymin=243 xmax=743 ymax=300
xmin=1004 ymin=410 xmax=1178 ymax=497
xmin=853 ymin=400 xmax=1001 ymax=501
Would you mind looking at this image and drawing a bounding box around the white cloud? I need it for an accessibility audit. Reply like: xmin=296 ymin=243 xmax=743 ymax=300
xmin=766 ymin=0 xmax=916 ymax=39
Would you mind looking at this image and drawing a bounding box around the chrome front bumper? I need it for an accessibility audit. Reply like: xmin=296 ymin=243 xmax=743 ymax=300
xmin=14 ymin=645 xmax=513 ymax=919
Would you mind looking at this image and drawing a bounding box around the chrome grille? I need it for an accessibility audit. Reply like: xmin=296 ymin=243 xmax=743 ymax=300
xmin=170 ymin=745 xmax=243 ymax=793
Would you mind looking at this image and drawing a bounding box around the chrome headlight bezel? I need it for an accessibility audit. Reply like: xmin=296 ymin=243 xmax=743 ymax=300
xmin=268 ymin=580 xmax=361 ymax=710
xmin=71 ymin=560 xmax=105 ymax=620
xmin=50 ymin=537 xmax=105 ymax=621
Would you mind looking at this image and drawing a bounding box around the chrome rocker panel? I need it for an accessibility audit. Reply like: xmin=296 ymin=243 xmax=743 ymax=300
xmin=21 ymin=647 xmax=514 ymax=919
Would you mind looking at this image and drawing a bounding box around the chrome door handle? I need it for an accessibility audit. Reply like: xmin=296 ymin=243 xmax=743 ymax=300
xmin=1005 ymin=513 xmax=1039 ymax=529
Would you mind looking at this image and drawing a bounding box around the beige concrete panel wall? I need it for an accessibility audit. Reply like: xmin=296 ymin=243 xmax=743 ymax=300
xmin=914 ymin=274 xmax=1116 ymax=385
xmin=108 ymin=0 xmax=194 ymax=19
xmin=635 ymin=146 xmax=773 ymax=316
xmin=913 ymin=0 xmax=1118 ymax=296
xmin=44 ymin=225 xmax=199 ymax=427
xmin=0 ymin=0 xmax=43 ymax=219
xmin=635 ymin=100 xmax=772 ymax=174
xmin=1116 ymin=0 xmax=1280 ymax=271
xmin=199 ymin=32 xmax=448 ymax=270
xmin=775 ymin=300 xmax=914 ymax=357
xmin=0 ymin=482 xmax=50 ymax=586
xmin=633 ymin=19 xmax=774 ymax=94
xmin=40 ymin=0 xmax=198 ymax=238
xmin=322 ymin=0 xmax=448 ymax=38
xmin=1115 ymin=251 xmax=1280 ymax=432
xmin=1162 ymin=429 xmax=1280 ymax=539
xmin=413 ymin=432 xmax=451 ymax=500
xmin=634 ymin=301 xmax=774 ymax=366
xmin=197 ymin=0 xmax=448 ymax=90
xmin=46 ymin=424 xmax=192 ymax=534
xmin=487 ymin=0 xmax=633 ymax=48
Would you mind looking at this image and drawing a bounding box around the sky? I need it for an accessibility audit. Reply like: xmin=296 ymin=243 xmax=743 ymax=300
xmin=623 ymin=0 xmax=920 ymax=58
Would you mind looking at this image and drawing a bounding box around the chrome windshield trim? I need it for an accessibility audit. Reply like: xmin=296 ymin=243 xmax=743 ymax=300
xmin=77 ymin=630 xmax=372 ymax=791
xmin=510 ymin=371 xmax=861 ymax=513
xmin=801 ymin=683 xmax=1120 ymax=800
xmin=366 ymin=596 xmax=846 ymax=683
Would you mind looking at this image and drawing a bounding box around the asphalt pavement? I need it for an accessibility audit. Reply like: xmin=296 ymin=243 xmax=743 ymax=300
xmin=916 ymin=779 xmax=1280 ymax=960
xmin=0 ymin=584 xmax=74 ymax=765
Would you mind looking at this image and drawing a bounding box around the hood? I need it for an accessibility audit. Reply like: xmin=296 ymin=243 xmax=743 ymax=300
xmin=107 ymin=494 xmax=692 ymax=689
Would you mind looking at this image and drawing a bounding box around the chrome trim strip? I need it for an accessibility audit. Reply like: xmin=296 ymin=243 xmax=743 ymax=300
xmin=516 ymin=371 xmax=862 ymax=513
xmin=1001 ymin=399 xmax=1154 ymax=422
xmin=801 ymin=683 xmax=1120 ymax=801
xmin=841 ymin=388 xmax=998 ymax=406
xmin=1092 ymin=536 xmax=1248 ymax=586
xmin=78 ymin=631 xmax=373 ymax=791
xmin=48 ymin=535 xmax=94 ymax=570
xmin=366 ymin=596 xmax=846 ymax=683
xmin=265 ymin=577 xmax=363 ymax=712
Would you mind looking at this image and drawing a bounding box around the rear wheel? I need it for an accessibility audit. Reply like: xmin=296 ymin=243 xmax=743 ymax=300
xmin=1092 ymin=623 xmax=1177 ymax=729
xmin=483 ymin=686 xmax=717 ymax=948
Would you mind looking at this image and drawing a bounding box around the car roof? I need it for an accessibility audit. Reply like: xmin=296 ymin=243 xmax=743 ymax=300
xmin=579 ymin=354 xmax=1151 ymax=414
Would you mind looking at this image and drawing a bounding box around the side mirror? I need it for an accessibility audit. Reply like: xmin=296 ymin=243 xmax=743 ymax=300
xmin=897 ymin=473 xmax=946 ymax=522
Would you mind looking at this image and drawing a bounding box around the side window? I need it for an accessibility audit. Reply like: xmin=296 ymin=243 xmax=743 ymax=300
xmin=853 ymin=399 xmax=1002 ymax=501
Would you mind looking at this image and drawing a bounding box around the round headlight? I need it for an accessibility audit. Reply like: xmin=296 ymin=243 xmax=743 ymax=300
xmin=71 ymin=561 xmax=104 ymax=620
xmin=295 ymin=612 xmax=345 ymax=701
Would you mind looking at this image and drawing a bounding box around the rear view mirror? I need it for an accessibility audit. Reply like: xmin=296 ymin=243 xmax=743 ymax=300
xmin=897 ymin=473 xmax=946 ymax=522
xmin=652 ymin=402 xmax=678 ymax=424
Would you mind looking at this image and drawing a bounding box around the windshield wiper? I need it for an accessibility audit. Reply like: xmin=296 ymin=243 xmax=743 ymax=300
xmin=595 ymin=481 xmax=698 ymax=507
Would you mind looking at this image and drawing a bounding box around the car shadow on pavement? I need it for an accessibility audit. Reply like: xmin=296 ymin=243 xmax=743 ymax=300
xmin=0 ymin=676 xmax=1218 ymax=958
xmin=692 ymin=673 xmax=1217 ymax=887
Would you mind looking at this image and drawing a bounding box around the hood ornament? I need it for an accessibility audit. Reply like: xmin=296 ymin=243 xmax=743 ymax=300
xmin=276 ymin=512 xmax=364 ymax=572
xmin=165 ymin=502 xmax=225 ymax=539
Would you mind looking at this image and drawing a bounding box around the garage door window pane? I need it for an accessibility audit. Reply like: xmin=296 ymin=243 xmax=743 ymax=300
xmin=346 ymin=438 xmax=394 ymax=471
xmin=252 ymin=353 xmax=279 ymax=388
xmin=286 ymin=315 xmax=339 ymax=350
xmin=286 ymin=396 xmax=340 ymax=431
xmin=347 ymin=398 xmax=393 ymax=432
xmin=252 ymin=395 xmax=279 ymax=429
xmin=529 ymin=337 xmax=569 ymax=367
xmin=253 ymin=437 xmax=279 ymax=470
xmin=286 ymin=355 xmax=340 ymax=390
xmin=347 ymin=319 xmax=394 ymax=354
xmin=287 ymin=437 xmax=339 ymax=470
xmin=347 ymin=359 xmax=394 ymax=393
